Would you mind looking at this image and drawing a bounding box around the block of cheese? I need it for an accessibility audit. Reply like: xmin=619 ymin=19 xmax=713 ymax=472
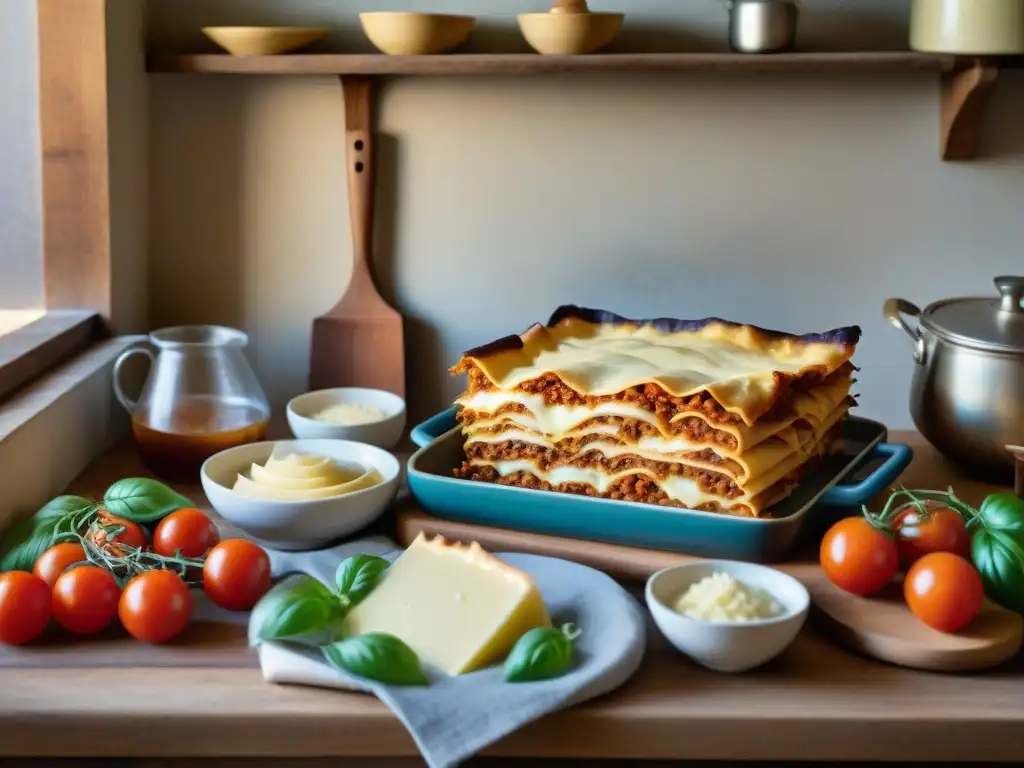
xmin=343 ymin=533 xmax=552 ymax=676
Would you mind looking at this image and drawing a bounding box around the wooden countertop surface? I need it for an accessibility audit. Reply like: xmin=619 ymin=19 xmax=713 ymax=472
xmin=3 ymin=431 xmax=1023 ymax=762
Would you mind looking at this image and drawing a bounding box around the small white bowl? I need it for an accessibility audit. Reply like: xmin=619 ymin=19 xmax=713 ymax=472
xmin=286 ymin=388 xmax=406 ymax=450
xmin=200 ymin=439 xmax=400 ymax=551
xmin=645 ymin=560 xmax=809 ymax=673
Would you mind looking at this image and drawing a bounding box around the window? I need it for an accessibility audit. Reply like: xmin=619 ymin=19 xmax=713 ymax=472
xmin=0 ymin=0 xmax=114 ymax=402
xmin=0 ymin=1 xmax=43 ymax=311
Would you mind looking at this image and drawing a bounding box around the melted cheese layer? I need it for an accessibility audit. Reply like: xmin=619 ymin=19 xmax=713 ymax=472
xmin=459 ymin=375 xmax=852 ymax=458
xmin=468 ymin=400 xmax=847 ymax=513
xmin=463 ymin=316 xmax=856 ymax=425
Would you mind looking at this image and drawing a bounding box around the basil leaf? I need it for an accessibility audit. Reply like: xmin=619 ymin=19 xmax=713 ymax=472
xmin=972 ymin=528 xmax=1024 ymax=611
xmin=248 ymin=576 xmax=343 ymax=647
xmin=103 ymin=478 xmax=193 ymax=523
xmin=504 ymin=624 xmax=580 ymax=683
xmin=37 ymin=495 xmax=94 ymax=522
xmin=977 ymin=492 xmax=1024 ymax=541
xmin=323 ymin=633 xmax=428 ymax=686
xmin=335 ymin=555 xmax=389 ymax=606
xmin=0 ymin=495 xmax=93 ymax=573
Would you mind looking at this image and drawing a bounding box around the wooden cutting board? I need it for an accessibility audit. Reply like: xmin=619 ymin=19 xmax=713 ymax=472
xmin=398 ymin=510 xmax=1024 ymax=673
xmin=309 ymin=76 xmax=405 ymax=397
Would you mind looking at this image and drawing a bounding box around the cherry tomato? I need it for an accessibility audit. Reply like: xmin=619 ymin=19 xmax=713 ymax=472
xmin=152 ymin=508 xmax=220 ymax=559
xmin=33 ymin=542 xmax=87 ymax=587
xmin=893 ymin=502 xmax=971 ymax=565
xmin=820 ymin=516 xmax=900 ymax=596
xmin=203 ymin=539 xmax=271 ymax=611
xmin=905 ymin=552 xmax=984 ymax=632
xmin=0 ymin=571 xmax=51 ymax=645
xmin=86 ymin=510 xmax=147 ymax=556
xmin=119 ymin=570 xmax=192 ymax=644
xmin=52 ymin=565 xmax=121 ymax=635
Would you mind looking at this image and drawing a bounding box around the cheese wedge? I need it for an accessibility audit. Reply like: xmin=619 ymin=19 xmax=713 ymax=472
xmin=344 ymin=533 xmax=552 ymax=675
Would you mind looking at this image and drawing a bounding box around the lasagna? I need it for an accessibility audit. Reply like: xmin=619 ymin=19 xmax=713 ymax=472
xmin=449 ymin=306 xmax=861 ymax=518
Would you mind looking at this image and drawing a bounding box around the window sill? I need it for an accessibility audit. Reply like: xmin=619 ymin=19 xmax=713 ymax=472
xmin=0 ymin=310 xmax=106 ymax=403
xmin=0 ymin=336 xmax=138 ymax=531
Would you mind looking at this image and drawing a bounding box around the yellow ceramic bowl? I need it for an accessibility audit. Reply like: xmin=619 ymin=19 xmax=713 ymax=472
xmin=517 ymin=12 xmax=623 ymax=55
xmin=202 ymin=26 xmax=329 ymax=57
xmin=359 ymin=12 xmax=476 ymax=56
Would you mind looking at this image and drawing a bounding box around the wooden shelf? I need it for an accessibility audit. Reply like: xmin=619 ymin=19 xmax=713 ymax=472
xmin=146 ymin=51 xmax=1006 ymax=161
xmin=147 ymin=51 xmax=957 ymax=76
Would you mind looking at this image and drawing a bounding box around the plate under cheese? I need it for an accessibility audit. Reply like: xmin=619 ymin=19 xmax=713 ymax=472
xmin=344 ymin=533 xmax=552 ymax=676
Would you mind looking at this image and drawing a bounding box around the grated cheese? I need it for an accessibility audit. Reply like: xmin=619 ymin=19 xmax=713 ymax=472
xmin=311 ymin=402 xmax=385 ymax=425
xmin=673 ymin=571 xmax=782 ymax=622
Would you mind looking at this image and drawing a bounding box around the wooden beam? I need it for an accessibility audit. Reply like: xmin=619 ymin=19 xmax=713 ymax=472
xmin=37 ymin=0 xmax=112 ymax=316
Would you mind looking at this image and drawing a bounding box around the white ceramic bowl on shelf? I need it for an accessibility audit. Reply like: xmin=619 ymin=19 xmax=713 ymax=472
xmin=645 ymin=559 xmax=809 ymax=673
xmin=200 ymin=439 xmax=401 ymax=551
xmin=286 ymin=387 xmax=406 ymax=450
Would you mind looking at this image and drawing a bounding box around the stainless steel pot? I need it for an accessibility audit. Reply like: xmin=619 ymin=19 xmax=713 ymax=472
xmin=884 ymin=276 xmax=1024 ymax=480
xmin=726 ymin=0 xmax=799 ymax=54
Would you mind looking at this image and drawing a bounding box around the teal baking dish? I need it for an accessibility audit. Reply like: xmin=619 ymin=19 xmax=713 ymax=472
xmin=406 ymin=407 xmax=913 ymax=562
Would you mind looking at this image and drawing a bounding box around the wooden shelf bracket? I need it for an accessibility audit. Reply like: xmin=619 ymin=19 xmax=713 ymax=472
xmin=940 ymin=58 xmax=999 ymax=161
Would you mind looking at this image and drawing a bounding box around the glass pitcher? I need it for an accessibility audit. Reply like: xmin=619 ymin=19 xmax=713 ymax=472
xmin=113 ymin=326 xmax=271 ymax=483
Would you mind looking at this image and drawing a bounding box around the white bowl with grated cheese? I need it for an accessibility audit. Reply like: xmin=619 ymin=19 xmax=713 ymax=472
xmin=645 ymin=560 xmax=809 ymax=673
xmin=287 ymin=387 xmax=406 ymax=449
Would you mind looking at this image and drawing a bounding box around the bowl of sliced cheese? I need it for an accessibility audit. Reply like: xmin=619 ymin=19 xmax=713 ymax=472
xmin=201 ymin=439 xmax=401 ymax=550
xmin=287 ymin=387 xmax=406 ymax=450
xmin=645 ymin=559 xmax=808 ymax=673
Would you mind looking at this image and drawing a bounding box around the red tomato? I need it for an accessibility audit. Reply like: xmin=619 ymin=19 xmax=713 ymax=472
xmin=905 ymin=552 xmax=984 ymax=632
xmin=118 ymin=570 xmax=192 ymax=644
xmin=33 ymin=542 xmax=87 ymax=587
xmin=893 ymin=502 xmax=971 ymax=565
xmin=820 ymin=516 xmax=900 ymax=596
xmin=152 ymin=508 xmax=220 ymax=559
xmin=0 ymin=571 xmax=51 ymax=645
xmin=203 ymin=539 xmax=271 ymax=611
xmin=86 ymin=511 xmax=147 ymax=556
xmin=52 ymin=565 xmax=121 ymax=635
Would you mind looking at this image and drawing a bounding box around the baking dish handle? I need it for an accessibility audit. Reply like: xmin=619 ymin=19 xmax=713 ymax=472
xmin=410 ymin=406 xmax=460 ymax=448
xmin=817 ymin=442 xmax=914 ymax=508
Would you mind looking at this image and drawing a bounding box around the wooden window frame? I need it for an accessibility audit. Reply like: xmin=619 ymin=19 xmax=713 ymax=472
xmin=1 ymin=0 xmax=122 ymax=401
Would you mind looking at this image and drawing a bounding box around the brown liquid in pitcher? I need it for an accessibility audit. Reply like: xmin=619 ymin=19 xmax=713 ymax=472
xmin=132 ymin=396 xmax=268 ymax=483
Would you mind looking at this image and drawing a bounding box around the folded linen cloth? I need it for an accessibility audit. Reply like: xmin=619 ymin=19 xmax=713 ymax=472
xmin=255 ymin=544 xmax=647 ymax=768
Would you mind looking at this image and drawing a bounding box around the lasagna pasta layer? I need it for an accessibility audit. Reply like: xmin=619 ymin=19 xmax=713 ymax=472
xmin=464 ymin=399 xmax=852 ymax=485
xmin=453 ymin=306 xmax=860 ymax=425
xmin=458 ymin=373 xmax=854 ymax=458
xmin=459 ymin=397 xmax=848 ymax=513
xmin=456 ymin=422 xmax=843 ymax=518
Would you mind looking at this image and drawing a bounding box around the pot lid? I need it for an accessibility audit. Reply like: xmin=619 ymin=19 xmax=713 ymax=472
xmin=921 ymin=276 xmax=1024 ymax=353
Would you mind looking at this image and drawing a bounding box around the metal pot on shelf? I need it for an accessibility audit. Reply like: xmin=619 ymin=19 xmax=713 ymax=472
xmin=884 ymin=276 xmax=1024 ymax=481
xmin=723 ymin=0 xmax=800 ymax=54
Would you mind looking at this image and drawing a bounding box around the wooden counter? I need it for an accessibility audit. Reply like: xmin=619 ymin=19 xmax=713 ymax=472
xmin=2 ymin=432 xmax=1023 ymax=762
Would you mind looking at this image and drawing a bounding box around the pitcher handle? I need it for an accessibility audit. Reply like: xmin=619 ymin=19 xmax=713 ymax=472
xmin=113 ymin=346 xmax=155 ymax=413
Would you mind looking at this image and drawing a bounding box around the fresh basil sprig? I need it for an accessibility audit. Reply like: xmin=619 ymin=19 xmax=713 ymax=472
xmin=0 ymin=495 xmax=94 ymax=573
xmin=336 ymin=555 xmax=389 ymax=607
xmin=103 ymin=478 xmax=193 ymax=524
xmin=323 ymin=633 xmax=429 ymax=686
xmin=504 ymin=623 xmax=582 ymax=683
xmin=248 ymin=553 xmax=391 ymax=646
xmin=248 ymin=576 xmax=345 ymax=647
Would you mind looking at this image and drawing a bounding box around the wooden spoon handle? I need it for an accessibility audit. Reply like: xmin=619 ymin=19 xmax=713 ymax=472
xmin=551 ymin=0 xmax=589 ymax=13
xmin=342 ymin=76 xmax=374 ymax=281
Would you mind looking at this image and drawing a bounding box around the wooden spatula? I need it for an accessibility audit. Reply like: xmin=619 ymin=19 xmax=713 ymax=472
xmin=309 ymin=77 xmax=405 ymax=396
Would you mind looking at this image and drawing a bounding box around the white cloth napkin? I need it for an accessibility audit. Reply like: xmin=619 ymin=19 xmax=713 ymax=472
xmin=254 ymin=544 xmax=647 ymax=768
